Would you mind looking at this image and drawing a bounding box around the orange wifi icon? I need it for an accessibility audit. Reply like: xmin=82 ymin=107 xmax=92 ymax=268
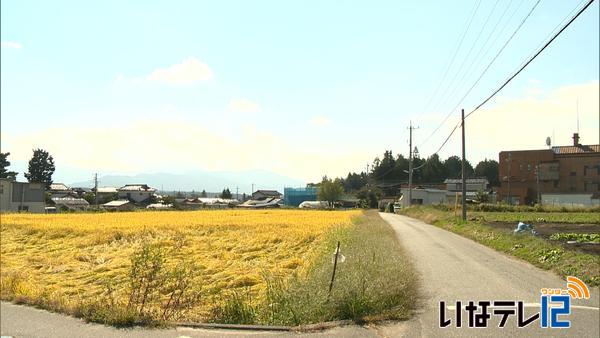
xmin=566 ymin=276 xmax=590 ymax=299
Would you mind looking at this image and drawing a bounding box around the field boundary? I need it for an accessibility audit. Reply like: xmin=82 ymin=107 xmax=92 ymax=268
xmin=173 ymin=319 xmax=355 ymax=332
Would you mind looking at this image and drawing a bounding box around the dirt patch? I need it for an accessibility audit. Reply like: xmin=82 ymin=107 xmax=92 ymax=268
xmin=486 ymin=221 xmax=600 ymax=255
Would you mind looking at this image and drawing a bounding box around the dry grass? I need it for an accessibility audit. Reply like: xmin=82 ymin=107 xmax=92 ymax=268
xmin=0 ymin=209 xmax=361 ymax=322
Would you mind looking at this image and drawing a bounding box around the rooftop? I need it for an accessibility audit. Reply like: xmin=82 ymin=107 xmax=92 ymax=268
xmin=552 ymin=144 xmax=600 ymax=154
xmin=49 ymin=183 xmax=71 ymax=191
xmin=51 ymin=197 xmax=89 ymax=206
xmin=103 ymin=200 xmax=131 ymax=207
xmin=444 ymin=178 xmax=489 ymax=184
xmin=118 ymin=184 xmax=156 ymax=192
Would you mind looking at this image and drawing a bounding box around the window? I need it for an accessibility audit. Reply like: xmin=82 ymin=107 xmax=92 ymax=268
xmin=570 ymin=171 xmax=576 ymax=176
xmin=553 ymin=181 xmax=559 ymax=188
xmin=519 ymin=164 xmax=523 ymax=171
xmin=527 ymin=164 xmax=531 ymax=171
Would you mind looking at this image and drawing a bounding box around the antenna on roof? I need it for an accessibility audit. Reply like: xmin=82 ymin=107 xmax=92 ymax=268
xmin=577 ymin=99 xmax=580 ymax=133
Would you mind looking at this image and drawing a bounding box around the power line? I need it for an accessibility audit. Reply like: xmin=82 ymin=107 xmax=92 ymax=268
xmin=450 ymin=0 xmax=542 ymax=120
xmin=442 ymin=0 xmax=519 ymax=108
xmin=422 ymin=0 xmax=483 ymax=113
xmin=419 ymin=0 xmax=539 ymax=149
xmin=433 ymin=0 xmax=502 ymax=112
xmin=466 ymin=0 xmax=596 ymax=118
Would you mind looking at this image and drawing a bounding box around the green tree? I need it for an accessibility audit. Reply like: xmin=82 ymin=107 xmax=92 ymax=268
xmin=475 ymin=159 xmax=500 ymax=186
xmin=24 ymin=149 xmax=55 ymax=189
xmin=82 ymin=192 xmax=96 ymax=204
xmin=443 ymin=155 xmax=474 ymax=179
xmin=220 ymin=188 xmax=232 ymax=199
xmin=371 ymin=150 xmax=396 ymax=182
xmin=475 ymin=189 xmax=489 ymax=203
xmin=200 ymin=190 xmax=207 ymax=198
xmin=0 ymin=152 xmax=18 ymax=179
xmin=356 ymin=186 xmax=382 ymax=209
xmin=422 ymin=154 xmax=447 ymax=183
xmin=342 ymin=172 xmax=367 ymax=192
xmin=317 ymin=176 xmax=344 ymax=208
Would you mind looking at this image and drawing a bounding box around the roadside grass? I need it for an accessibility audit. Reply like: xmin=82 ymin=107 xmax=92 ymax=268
xmin=428 ymin=204 xmax=599 ymax=223
xmin=399 ymin=206 xmax=600 ymax=287
xmin=212 ymin=210 xmax=418 ymax=326
xmin=471 ymin=211 xmax=599 ymax=224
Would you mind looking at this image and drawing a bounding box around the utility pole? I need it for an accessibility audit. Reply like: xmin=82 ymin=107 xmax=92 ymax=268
xmin=507 ymin=153 xmax=512 ymax=205
xmin=407 ymin=121 xmax=419 ymax=207
xmin=366 ymin=163 xmax=369 ymax=174
xmin=94 ymin=173 xmax=99 ymax=208
xmin=251 ymin=183 xmax=254 ymax=196
xmin=236 ymin=186 xmax=239 ymax=200
xmin=536 ymin=164 xmax=541 ymax=205
xmin=461 ymin=109 xmax=466 ymax=222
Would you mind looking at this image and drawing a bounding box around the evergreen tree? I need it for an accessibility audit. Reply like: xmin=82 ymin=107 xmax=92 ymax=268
xmin=444 ymin=156 xmax=474 ymax=179
xmin=220 ymin=188 xmax=232 ymax=199
xmin=475 ymin=159 xmax=500 ymax=186
xmin=422 ymin=154 xmax=447 ymax=183
xmin=0 ymin=152 xmax=18 ymax=179
xmin=24 ymin=149 xmax=55 ymax=189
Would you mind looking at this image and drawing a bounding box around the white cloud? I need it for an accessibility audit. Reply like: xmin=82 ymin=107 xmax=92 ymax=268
xmin=310 ymin=115 xmax=330 ymax=127
xmin=1 ymin=41 xmax=22 ymax=49
xmin=146 ymin=57 xmax=213 ymax=84
xmin=229 ymin=98 xmax=261 ymax=113
xmin=1 ymin=119 xmax=370 ymax=182
xmin=424 ymin=81 xmax=599 ymax=163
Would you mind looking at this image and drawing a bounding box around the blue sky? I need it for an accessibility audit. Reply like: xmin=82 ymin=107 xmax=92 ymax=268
xmin=1 ymin=0 xmax=599 ymax=184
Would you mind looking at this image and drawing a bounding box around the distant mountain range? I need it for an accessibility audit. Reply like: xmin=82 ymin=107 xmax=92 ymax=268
xmin=69 ymin=170 xmax=305 ymax=193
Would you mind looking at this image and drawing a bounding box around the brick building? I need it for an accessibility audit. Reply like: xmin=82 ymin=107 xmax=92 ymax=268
xmin=498 ymin=133 xmax=600 ymax=205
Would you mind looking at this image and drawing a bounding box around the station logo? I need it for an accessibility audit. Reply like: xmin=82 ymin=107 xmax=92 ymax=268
xmin=439 ymin=276 xmax=591 ymax=329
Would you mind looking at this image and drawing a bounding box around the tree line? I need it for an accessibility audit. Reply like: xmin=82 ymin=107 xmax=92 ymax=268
xmin=1 ymin=149 xmax=55 ymax=188
xmin=338 ymin=150 xmax=499 ymax=193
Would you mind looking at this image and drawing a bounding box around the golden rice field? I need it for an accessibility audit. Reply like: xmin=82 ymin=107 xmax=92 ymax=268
xmin=0 ymin=209 xmax=361 ymax=321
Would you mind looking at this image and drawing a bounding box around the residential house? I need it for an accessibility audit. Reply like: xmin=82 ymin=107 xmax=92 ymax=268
xmin=0 ymin=178 xmax=45 ymax=213
xmin=117 ymin=184 xmax=156 ymax=203
xmin=251 ymin=190 xmax=282 ymax=200
xmin=96 ymin=187 xmax=118 ymax=203
xmin=48 ymin=183 xmax=77 ymax=199
xmin=51 ymin=197 xmax=90 ymax=211
xmin=444 ymin=178 xmax=489 ymax=203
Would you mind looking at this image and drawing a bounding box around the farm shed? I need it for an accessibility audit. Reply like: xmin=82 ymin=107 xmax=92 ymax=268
xmin=103 ymin=199 xmax=134 ymax=211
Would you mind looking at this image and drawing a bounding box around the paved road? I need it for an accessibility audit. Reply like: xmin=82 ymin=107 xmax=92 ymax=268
xmin=374 ymin=213 xmax=600 ymax=337
xmin=0 ymin=302 xmax=377 ymax=338
xmin=2 ymin=213 xmax=598 ymax=337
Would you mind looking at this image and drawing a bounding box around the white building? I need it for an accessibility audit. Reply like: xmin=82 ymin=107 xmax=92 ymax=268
xmin=103 ymin=199 xmax=134 ymax=211
xmin=541 ymin=193 xmax=600 ymax=207
xmin=0 ymin=178 xmax=45 ymax=213
xmin=117 ymin=184 xmax=156 ymax=203
xmin=399 ymin=188 xmax=447 ymax=207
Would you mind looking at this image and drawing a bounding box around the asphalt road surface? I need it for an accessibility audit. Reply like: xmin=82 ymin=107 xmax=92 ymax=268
xmin=2 ymin=213 xmax=598 ymax=337
xmin=374 ymin=213 xmax=599 ymax=337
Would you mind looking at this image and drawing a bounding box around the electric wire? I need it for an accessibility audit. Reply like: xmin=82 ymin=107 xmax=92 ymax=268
xmin=466 ymin=0 xmax=596 ymax=118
